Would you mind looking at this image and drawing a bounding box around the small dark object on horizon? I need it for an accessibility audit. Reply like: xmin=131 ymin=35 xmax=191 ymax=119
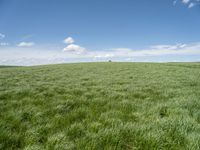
xmin=108 ymin=60 xmax=112 ymax=62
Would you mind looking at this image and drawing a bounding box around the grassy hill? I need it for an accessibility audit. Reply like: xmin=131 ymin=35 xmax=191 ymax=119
xmin=1 ymin=62 xmax=200 ymax=150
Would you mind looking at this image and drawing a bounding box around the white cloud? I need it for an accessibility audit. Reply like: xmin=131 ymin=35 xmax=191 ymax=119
xmin=0 ymin=33 xmax=5 ymax=39
xmin=1 ymin=42 xmax=200 ymax=65
xmin=91 ymin=42 xmax=200 ymax=60
xmin=63 ymin=44 xmax=86 ymax=54
xmin=17 ymin=42 xmax=35 ymax=47
xmin=188 ymin=2 xmax=195 ymax=8
xmin=94 ymin=54 xmax=115 ymax=59
xmin=63 ymin=37 xmax=74 ymax=44
xmin=150 ymin=43 xmax=187 ymax=50
xmin=0 ymin=43 xmax=9 ymax=46
xmin=182 ymin=0 xmax=190 ymax=4
xmin=111 ymin=48 xmax=132 ymax=52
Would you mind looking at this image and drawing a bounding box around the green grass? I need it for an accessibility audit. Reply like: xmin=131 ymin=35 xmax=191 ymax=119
xmin=1 ymin=62 xmax=200 ymax=150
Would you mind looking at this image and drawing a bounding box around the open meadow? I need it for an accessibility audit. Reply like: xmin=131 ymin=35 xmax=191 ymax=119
xmin=1 ymin=62 xmax=200 ymax=150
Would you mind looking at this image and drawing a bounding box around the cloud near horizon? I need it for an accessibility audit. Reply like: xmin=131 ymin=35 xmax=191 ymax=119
xmin=90 ymin=43 xmax=200 ymax=59
xmin=0 ymin=43 xmax=9 ymax=46
xmin=1 ymin=41 xmax=200 ymax=65
xmin=17 ymin=42 xmax=35 ymax=47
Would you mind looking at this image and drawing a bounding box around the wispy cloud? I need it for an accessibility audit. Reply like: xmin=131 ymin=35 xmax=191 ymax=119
xmin=188 ymin=2 xmax=195 ymax=8
xmin=103 ymin=42 xmax=200 ymax=57
xmin=17 ymin=42 xmax=35 ymax=47
xmin=182 ymin=0 xmax=190 ymax=4
xmin=21 ymin=34 xmax=34 ymax=41
xmin=89 ymin=42 xmax=200 ymax=61
xmin=176 ymin=0 xmax=200 ymax=8
xmin=0 ymin=33 xmax=5 ymax=39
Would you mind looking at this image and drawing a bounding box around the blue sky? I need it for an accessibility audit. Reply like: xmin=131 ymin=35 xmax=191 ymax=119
xmin=0 ymin=0 xmax=200 ymax=65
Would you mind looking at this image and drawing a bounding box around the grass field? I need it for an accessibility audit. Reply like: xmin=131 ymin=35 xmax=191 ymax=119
xmin=1 ymin=62 xmax=200 ymax=150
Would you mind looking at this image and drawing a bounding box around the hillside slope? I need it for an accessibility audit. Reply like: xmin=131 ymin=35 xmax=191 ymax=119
xmin=1 ymin=63 xmax=200 ymax=149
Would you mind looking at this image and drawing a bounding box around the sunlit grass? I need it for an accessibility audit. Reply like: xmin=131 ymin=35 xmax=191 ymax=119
xmin=1 ymin=62 xmax=200 ymax=149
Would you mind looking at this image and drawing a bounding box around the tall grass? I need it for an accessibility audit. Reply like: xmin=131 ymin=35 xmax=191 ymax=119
xmin=0 ymin=62 xmax=200 ymax=149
